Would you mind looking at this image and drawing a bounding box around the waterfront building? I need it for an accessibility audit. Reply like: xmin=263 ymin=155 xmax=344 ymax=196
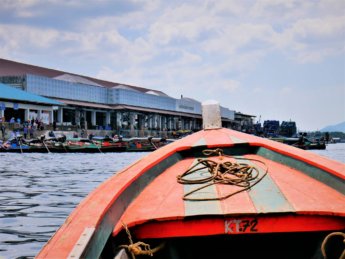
xmin=279 ymin=121 xmax=297 ymax=137
xmin=263 ymin=120 xmax=280 ymax=137
xmin=234 ymin=112 xmax=256 ymax=133
xmin=0 ymin=58 xmax=251 ymax=137
xmin=0 ymin=82 xmax=61 ymax=125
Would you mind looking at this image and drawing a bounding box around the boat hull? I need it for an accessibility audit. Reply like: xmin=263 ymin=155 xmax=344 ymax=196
xmin=36 ymin=128 xmax=345 ymax=259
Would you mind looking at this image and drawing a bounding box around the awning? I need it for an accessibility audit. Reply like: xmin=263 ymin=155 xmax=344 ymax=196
xmin=0 ymin=83 xmax=62 ymax=106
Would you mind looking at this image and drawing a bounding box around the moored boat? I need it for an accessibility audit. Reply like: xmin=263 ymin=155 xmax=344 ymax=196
xmin=65 ymin=137 xmax=127 ymax=153
xmin=271 ymin=136 xmax=327 ymax=150
xmin=0 ymin=137 xmax=50 ymax=153
xmin=0 ymin=136 xmax=171 ymax=153
xmin=35 ymin=102 xmax=345 ymax=258
xmin=124 ymin=137 xmax=174 ymax=152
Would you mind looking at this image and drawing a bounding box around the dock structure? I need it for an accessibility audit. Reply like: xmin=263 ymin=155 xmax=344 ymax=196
xmin=0 ymin=58 xmax=255 ymax=137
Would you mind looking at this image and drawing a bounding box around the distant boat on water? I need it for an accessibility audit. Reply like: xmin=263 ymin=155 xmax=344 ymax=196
xmin=270 ymin=135 xmax=326 ymax=150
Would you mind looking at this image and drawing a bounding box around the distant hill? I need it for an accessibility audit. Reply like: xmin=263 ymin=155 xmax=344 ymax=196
xmin=320 ymin=121 xmax=345 ymax=132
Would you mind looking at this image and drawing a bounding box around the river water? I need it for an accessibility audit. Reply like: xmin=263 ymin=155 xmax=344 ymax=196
xmin=0 ymin=144 xmax=344 ymax=258
xmin=0 ymin=152 xmax=147 ymax=259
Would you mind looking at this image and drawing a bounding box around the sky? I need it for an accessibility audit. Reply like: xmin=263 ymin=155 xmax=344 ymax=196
xmin=0 ymin=0 xmax=344 ymax=131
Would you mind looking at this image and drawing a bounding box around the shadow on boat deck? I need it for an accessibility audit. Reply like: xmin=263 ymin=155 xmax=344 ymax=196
xmin=106 ymin=231 xmax=338 ymax=259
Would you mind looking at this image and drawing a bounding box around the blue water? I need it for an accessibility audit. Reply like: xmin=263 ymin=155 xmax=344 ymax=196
xmin=309 ymin=142 xmax=345 ymax=163
xmin=0 ymin=152 xmax=147 ymax=258
xmin=0 ymin=144 xmax=344 ymax=258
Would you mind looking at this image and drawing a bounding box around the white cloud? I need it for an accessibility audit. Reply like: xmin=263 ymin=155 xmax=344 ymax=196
xmin=2 ymin=0 xmax=39 ymax=8
xmin=0 ymin=24 xmax=59 ymax=49
xmin=146 ymin=2 xmax=231 ymax=48
xmin=2 ymin=0 xmax=40 ymax=17
xmin=252 ymin=87 xmax=263 ymax=94
xmin=280 ymin=86 xmax=293 ymax=95
xmin=202 ymin=23 xmax=276 ymax=56
xmin=250 ymin=0 xmax=298 ymax=17
xmin=222 ymin=80 xmax=240 ymax=93
xmin=209 ymin=0 xmax=247 ymax=16
xmin=274 ymin=16 xmax=345 ymax=62
xmin=0 ymin=0 xmax=344 ymax=130
xmin=2 ymin=0 xmax=343 ymax=68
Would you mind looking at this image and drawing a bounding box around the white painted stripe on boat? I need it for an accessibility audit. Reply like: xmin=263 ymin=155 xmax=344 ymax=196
xmin=229 ymin=136 xmax=248 ymax=144
xmin=192 ymin=137 xmax=207 ymax=147
xmin=67 ymin=227 xmax=95 ymax=259
xmin=184 ymin=159 xmax=222 ymax=216
xmin=237 ymin=158 xmax=295 ymax=213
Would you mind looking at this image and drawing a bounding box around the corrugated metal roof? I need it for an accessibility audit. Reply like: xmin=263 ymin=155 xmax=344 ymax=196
xmin=0 ymin=83 xmax=62 ymax=105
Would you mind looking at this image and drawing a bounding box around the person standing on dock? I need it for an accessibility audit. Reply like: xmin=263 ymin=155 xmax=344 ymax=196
xmin=0 ymin=124 xmax=5 ymax=140
xmin=29 ymin=125 xmax=34 ymax=139
xmin=23 ymin=124 xmax=28 ymax=139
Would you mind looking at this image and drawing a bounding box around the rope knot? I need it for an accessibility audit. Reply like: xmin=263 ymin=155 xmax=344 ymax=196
xmin=119 ymin=222 xmax=165 ymax=259
xmin=202 ymin=148 xmax=224 ymax=157
xmin=127 ymin=242 xmax=154 ymax=256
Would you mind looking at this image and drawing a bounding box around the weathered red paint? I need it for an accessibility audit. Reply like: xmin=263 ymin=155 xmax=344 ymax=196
xmin=37 ymin=128 xmax=345 ymax=258
xmin=131 ymin=215 xmax=345 ymax=239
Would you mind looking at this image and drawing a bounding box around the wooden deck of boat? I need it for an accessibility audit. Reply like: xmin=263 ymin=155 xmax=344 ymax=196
xmin=113 ymin=152 xmax=345 ymax=239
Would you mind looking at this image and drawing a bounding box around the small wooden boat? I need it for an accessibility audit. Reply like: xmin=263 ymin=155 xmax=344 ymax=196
xmin=271 ymin=136 xmax=327 ymax=150
xmin=293 ymin=138 xmax=327 ymax=150
xmin=0 ymin=137 xmax=50 ymax=153
xmin=37 ymin=103 xmax=345 ymax=259
xmin=64 ymin=138 xmax=127 ymax=153
xmin=124 ymin=137 xmax=174 ymax=152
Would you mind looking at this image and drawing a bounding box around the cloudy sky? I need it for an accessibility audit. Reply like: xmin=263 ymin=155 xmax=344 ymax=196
xmin=0 ymin=0 xmax=344 ymax=131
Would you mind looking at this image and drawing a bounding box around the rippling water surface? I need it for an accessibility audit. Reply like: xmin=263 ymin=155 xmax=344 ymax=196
xmin=309 ymin=142 xmax=345 ymax=163
xmin=0 ymin=144 xmax=344 ymax=258
xmin=0 ymin=152 xmax=146 ymax=258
